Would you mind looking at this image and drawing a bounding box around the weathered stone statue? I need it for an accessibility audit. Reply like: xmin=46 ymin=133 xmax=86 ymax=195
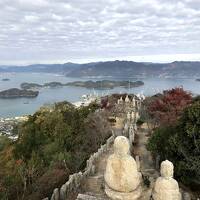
xmin=127 ymin=112 xmax=131 ymax=120
xmin=124 ymin=123 xmax=129 ymax=136
xmin=104 ymin=136 xmax=142 ymax=200
xmin=125 ymin=95 xmax=130 ymax=103
xmin=152 ymin=160 xmax=181 ymax=200
xmin=135 ymin=111 xmax=140 ymax=121
xmin=132 ymin=97 xmax=136 ymax=107
xmin=118 ymin=96 xmax=123 ymax=104
xmin=131 ymin=111 xmax=135 ymax=120
xmin=129 ymin=124 xmax=135 ymax=145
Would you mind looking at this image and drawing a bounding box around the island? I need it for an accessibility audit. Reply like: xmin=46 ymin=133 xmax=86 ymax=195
xmin=43 ymin=82 xmax=63 ymax=88
xmin=20 ymin=80 xmax=144 ymax=90
xmin=20 ymin=82 xmax=64 ymax=90
xmin=196 ymin=79 xmax=200 ymax=82
xmin=20 ymin=82 xmax=42 ymax=90
xmin=0 ymin=88 xmax=39 ymax=99
xmin=2 ymin=78 xmax=10 ymax=81
xmin=65 ymin=80 xmax=144 ymax=89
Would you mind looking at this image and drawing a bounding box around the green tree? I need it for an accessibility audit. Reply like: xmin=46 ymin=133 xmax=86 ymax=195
xmin=147 ymin=100 xmax=200 ymax=189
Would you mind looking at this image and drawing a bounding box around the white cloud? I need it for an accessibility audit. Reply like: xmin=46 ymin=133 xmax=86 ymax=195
xmin=18 ymin=0 xmax=49 ymax=8
xmin=24 ymin=15 xmax=40 ymax=22
xmin=0 ymin=0 xmax=199 ymax=64
xmin=52 ymin=14 xmax=63 ymax=21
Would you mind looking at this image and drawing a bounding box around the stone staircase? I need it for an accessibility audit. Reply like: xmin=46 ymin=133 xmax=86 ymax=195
xmin=76 ymin=151 xmax=111 ymax=200
xmin=75 ymin=123 xmax=158 ymax=200
xmin=77 ymin=193 xmax=108 ymax=200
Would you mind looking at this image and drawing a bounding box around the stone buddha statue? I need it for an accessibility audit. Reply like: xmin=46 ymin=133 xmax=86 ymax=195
xmin=127 ymin=112 xmax=131 ymax=121
xmin=104 ymin=136 xmax=142 ymax=200
xmin=132 ymin=97 xmax=136 ymax=107
xmin=125 ymin=95 xmax=130 ymax=103
xmin=152 ymin=160 xmax=181 ymax=200
xmin=118 ymin=96 xmax=123 ymax=104
xmin=131 ymin=111 xmax=135 ymax=120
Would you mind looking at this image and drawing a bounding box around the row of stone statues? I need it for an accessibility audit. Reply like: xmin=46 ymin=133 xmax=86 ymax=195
xmin=127 ymin=111 xmax=140 ymax=122
xmin=117 ymin=95 xmax=137 ymax=107
xmin=104 ymin=136 xmax=181 ymax=200
xmin=117 ymin=94 xmax=145 ymax=109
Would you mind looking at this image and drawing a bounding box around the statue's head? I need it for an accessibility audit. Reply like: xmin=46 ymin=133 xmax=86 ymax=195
xmin=114 ymin=136 xmax=129 ymax=156
xmin=160 ymin=160 xmax=174 ymax=178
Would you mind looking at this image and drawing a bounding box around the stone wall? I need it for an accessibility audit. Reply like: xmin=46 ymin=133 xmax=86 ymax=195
xmin=44 ymin=134 xmax=115 ymax=200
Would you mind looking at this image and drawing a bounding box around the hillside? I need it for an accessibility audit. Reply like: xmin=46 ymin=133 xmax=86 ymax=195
xmin=1 ymin=61 xmax=200 ymax=78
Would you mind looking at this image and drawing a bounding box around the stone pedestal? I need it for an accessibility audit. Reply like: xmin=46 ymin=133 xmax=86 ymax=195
xmin=105 ymin=184 xmax=142 ymax=200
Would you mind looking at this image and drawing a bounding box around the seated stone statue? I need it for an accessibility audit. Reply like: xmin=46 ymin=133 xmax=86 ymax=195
xmin=131 ymin=111 xmax=135 ymax=120
xmin=118 ymin=96 xmax=123 ymax=104
xmin=152 ymin=160 xmax=181 ymax=200
xmin=127 ymin=112 xmax=131 ymax=120
xmin=104 ymin=136 xmax=142 ymax=200
xmin=125 ymin=95 xmax=130 ymax=103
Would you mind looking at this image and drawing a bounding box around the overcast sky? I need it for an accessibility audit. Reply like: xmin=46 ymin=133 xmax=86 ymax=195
xmin=0 ymin=0 xmax=200 ymax=65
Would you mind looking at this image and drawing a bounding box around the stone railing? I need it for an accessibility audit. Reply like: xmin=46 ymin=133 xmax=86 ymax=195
xmin=44 ymin=133 xmax=115 ymax=200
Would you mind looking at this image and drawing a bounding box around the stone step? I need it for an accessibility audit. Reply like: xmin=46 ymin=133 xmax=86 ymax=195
xmin=141 ymin=168 xmax=159 ymax=179
xmin=82 ymin=175 xmax=104 ymax=194
xmin=86 ymin=192 xmax=110 ymax=199
xmin=76 ymin=194 xmax=104 ymax=200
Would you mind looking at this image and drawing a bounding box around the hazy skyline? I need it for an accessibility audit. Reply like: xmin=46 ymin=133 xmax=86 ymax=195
xmin=0 ymin=0 xmax=200 ymax=65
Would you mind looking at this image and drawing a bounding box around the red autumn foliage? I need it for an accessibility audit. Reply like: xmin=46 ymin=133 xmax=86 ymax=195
xmin=101 ymin=97 xmax=112 ymax=109
xmin=147 ymin=87 xmax=192 ymax=126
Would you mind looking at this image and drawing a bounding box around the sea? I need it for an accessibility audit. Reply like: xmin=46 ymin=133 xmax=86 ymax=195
xmin=0 ymin=72 xmax=200 ymax=118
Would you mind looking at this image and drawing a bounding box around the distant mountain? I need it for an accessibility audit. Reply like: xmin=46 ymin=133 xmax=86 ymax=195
xmin=1 ymin=61 xmax=200 ymax=78
xmin=0 ymin=62 xmax=80 ymax=74
xmin=67 ymin=61 xmax=200 ymax=78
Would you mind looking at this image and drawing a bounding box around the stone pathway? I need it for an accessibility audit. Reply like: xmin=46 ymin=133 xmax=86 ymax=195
xmin=76 ymin=119 xmax=124 ymax=200
xmin=78 ymin=150 xmax=112 ymax=200
xmin=134 ymin=127 xmax=154 ymax=170
xmin=77 ymin=121 xmax=159 ymax=200
xmin=133 ymin=124 xmax=159 ymax=200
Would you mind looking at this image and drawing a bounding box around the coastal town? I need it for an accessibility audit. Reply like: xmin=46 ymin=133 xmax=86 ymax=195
xmin=0 ymin=116 xmax=28 ymax=139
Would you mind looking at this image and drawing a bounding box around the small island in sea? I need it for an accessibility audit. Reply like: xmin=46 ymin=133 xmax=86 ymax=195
xmin=20 ymin=80 xmax=144 ymax=90
xmin=66 ymin=80 xmax=144 ymax=89
xmin=196 ymin=78 xmax=200 ymax=82
xmin=0 ymin=88 xmax=39 ymax=99
xmin=20 ymin=82 xmax=63 ymax=90
xmin=2 ymin=78 xmax=10 ymax=81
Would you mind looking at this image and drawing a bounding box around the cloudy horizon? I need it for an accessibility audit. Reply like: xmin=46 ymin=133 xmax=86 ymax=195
xmin=0 ymin=0 xmax=200 ymax=65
